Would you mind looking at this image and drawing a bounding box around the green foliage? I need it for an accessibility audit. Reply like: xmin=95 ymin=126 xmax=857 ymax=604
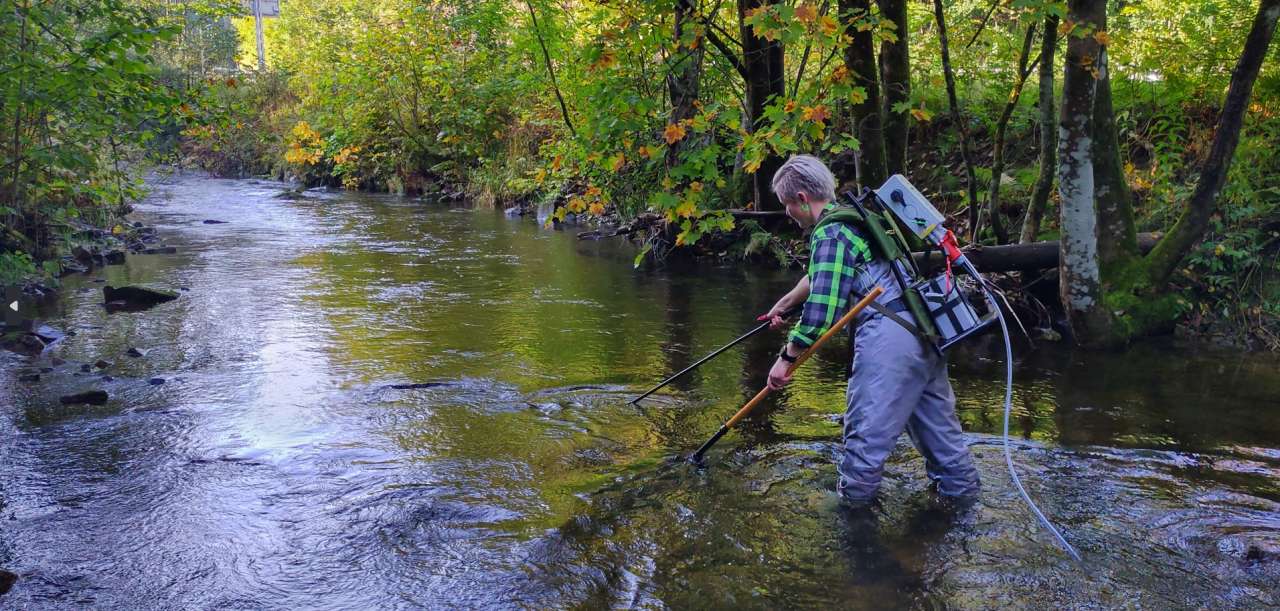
xmin=0 ymin=251 xmax=38 ymax=287
xmin=1 ymin=0 xmax=184 ymax=263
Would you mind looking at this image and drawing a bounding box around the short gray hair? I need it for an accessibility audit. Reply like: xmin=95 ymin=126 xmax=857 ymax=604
xmin=771 ymin=154 xmax=836 ymax=204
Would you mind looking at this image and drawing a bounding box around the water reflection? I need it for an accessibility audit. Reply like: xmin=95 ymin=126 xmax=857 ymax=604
xmin=0 ymin=175 xmax=1277 ymax=608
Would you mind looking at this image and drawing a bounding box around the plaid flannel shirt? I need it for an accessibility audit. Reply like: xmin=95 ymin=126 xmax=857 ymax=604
xmin=787 ymin=203 xmax=873 ymax=349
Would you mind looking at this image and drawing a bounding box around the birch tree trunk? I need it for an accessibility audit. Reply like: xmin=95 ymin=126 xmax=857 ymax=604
xmin=1092 ymin=45 xmax=1138 ymax=264
xmin=1057 ymin=0 xmax=1110 ymax=342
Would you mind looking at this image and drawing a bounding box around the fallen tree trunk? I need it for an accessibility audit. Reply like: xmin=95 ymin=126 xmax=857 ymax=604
xmin=915 ymin=232 xmax=1161 ymax=274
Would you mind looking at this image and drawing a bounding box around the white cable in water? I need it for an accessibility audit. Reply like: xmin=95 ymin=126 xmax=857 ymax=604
xmin=970 ymin=260 xmax=1082 ymax=562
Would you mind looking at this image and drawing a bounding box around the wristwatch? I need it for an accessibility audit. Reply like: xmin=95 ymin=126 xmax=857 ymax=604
xmin=778 ymin=345 xmax=797 ymax=363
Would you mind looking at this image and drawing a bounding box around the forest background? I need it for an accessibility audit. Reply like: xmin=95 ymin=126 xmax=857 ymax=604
xmin=1 ymin=0 xmax=1278 ymax=349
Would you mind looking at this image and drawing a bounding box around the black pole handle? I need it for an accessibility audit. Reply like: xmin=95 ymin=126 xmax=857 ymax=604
xmin=631 ymin=304 xmax=801 ymax=404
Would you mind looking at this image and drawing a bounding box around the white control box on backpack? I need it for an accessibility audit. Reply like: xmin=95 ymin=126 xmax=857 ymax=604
xmin=873 ymin=174 xmax=995 ymax=351
xmin=875 ymin=174 xmax=949 ymax=247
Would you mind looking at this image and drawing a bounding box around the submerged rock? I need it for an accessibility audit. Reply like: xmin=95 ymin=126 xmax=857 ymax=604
xmin=18 ymin=373 xmax=40 ymax=383
xmin=148 ymin=377 xmax=165 ymax=386
xmin=103 ymin=285 xmax=178 ymax=312
xmin=59 ymin=390 xmax=108 ymax=405
xmin=387 ymin=382 xmax=449 ymax=390
xmin=4 ymin=333 xmax=45 ymax=356
xmin=103 ymin=249 xmax=126 ymax=265
xmin=95 ymin=360 xmax=110 ymax=369
xmin=32 ymin=325 xmax=64 ymax=344
xmin=0 ymin=568 xmax=16 ymax=595
xmin=59 ymin=258 xmax=90 ymax=275
xmin=202 ymin=219 xmax=228 ymax=224
xmin=141 ymin=246 xmax=178 ymax=255
xmin=126 ymin=347 xmax=146 ymax=358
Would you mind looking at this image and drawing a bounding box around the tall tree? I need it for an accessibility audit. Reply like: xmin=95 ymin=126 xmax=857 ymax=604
xmin=930 ymin=0 xmax=980 ymax=239
xmin=1022 ymin=14 xmax=1059 ymax=244
xmin=1142 ymin=0 xmax=1280 ymax=287
xmin=986 ymin=22 xmax=1038 ymax=245
xmin=739 ymin=0 xmax=786 ymax=210
xmin=524 ymin=0 xmax=575 ymax=137
xmin=1056 ymin=0 xmax=1108 ymax=341
xmin=841 ymin=0 xmax=886 ymax=188
xmin=1092 ymin=45 xmax=1138 ymax=264
xmin=667 ymin=1 xmax=705 ymax=169
xmin=877 ymin=0 xmax=909 ymax=176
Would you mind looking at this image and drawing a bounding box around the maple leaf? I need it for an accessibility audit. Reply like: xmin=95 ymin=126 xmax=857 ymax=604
xmin=591 ymin=50 xmax=617 ymax=71
xmin=675 ymin=200 xmax=697 ymax=219
xmin=802 ymin=105 xmax=830 ymax=124
xmin=819 ymin=15 xmax=839 ymax=36
xmin=588 ymin=201 xmax=606 ymax=216
xmin=663 ymin=123 xmax=687 ymax=144
xmin=783 ymin=100 xmax=797 ymax=113
xmin=910 ymin=108 xmax=933 ymax=122
xmin=609 ymin=153 xmax=625 ymax=172
xmin=795 ymin=4 xmax=817 ymax=23
xmin=1093 ymin=30 xmax=1111 ymax=46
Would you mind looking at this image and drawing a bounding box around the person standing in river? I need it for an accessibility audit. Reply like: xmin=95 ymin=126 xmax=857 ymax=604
xmin=760 ymin=154 xmax=980 ymax=506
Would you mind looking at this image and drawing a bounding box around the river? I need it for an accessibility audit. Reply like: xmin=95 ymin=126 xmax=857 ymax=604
xmin=2 ymin=174 xmax=1278 ymax=609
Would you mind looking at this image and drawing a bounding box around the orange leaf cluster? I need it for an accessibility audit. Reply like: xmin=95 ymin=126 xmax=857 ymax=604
xmin=663 ymin=123 xmax=687 ymax=144
xmin=802 ymin=105 xmax=830 ymax=124
xmin=795 ymin=4 xmax=817 ymax=23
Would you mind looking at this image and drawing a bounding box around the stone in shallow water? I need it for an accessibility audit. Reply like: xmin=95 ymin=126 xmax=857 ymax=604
xmin=59 ymin=390 xmax=108 ymax=405
xmin=103 ymin=285 xmax=178 ymax=312
xmin=148 ymin=378 xmax=165 ymax=386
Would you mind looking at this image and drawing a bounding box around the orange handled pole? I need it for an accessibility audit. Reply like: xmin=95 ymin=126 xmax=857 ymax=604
xmin=690 ymin=286 xmax=884 ymax=463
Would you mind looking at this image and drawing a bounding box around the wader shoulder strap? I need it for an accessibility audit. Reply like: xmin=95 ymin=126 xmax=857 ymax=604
xmin=818 ymin=207 xmax=942 ymax=348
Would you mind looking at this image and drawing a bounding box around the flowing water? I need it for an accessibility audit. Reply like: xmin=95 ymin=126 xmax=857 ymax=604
xmin=2 ymin=175 xmax=1278 ymax=609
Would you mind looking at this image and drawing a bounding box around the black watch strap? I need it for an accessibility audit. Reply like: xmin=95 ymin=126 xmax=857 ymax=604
xmin=778 ymin=346 xmax=798 ymax=363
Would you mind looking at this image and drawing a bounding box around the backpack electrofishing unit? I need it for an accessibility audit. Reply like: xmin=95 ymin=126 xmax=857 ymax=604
xmin=819 ymin=174 xmax=997 ymax=352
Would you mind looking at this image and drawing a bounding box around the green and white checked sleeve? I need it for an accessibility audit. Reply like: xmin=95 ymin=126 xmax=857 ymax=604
xmin=787 ymin=223 xmax=870 ymax=349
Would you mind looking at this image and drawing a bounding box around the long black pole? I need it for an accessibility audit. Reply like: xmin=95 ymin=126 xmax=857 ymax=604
xmin=631 ymin=305 xmax=800 ymax=404
xmin=689 ymin=287 xmax=883 ymax=463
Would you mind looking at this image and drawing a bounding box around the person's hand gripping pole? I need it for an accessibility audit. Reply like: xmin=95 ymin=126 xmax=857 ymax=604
xmin=689 ymin=286 xmax=884 ymax=463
